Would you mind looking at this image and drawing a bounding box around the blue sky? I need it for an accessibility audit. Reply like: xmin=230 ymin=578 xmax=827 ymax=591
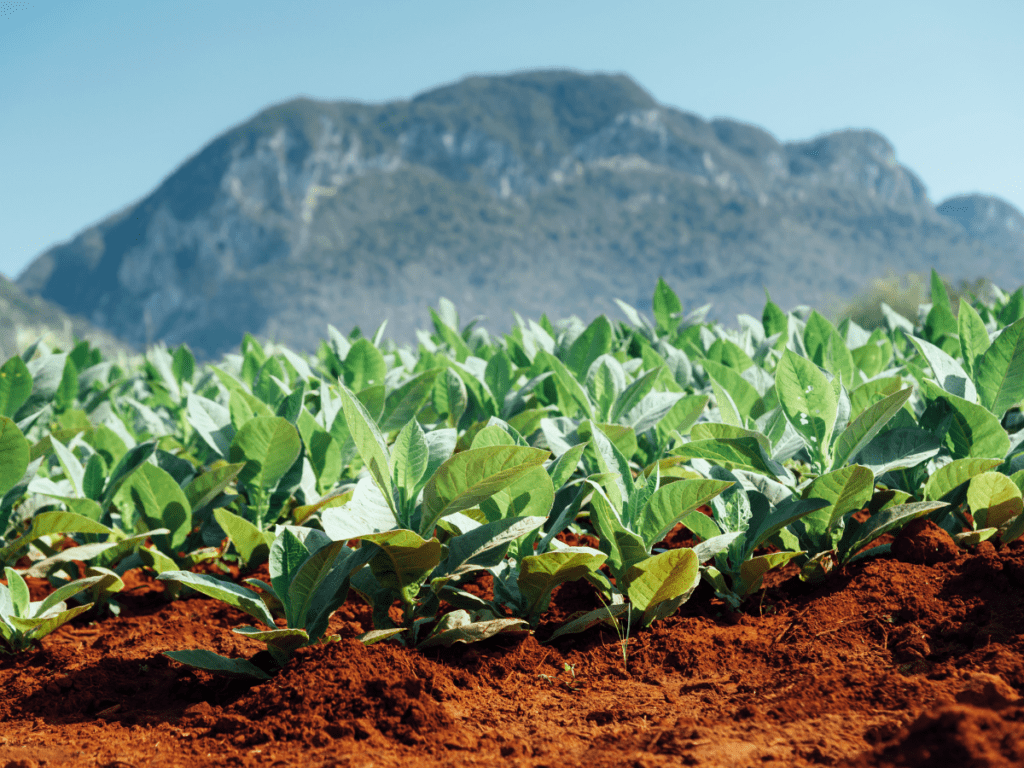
xmin=1 ymin=0 xmax=1021 ymax=280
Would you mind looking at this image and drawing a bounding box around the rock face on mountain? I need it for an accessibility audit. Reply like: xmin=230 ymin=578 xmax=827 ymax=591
xmin=16 ymin=70 xmax=1024 ymax=358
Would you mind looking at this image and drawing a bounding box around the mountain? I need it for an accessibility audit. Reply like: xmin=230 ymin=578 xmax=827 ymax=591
xmin=16 ymin=69 xmax=1024 ymax=358
xmin=0 ymin=274 xmax=134 ymax=360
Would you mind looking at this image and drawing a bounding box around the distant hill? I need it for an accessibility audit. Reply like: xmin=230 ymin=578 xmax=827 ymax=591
xmin=16 ymin=69 xmax=1024 ymax=358
xmin=0 ymin=274 xmax=134 ymax=360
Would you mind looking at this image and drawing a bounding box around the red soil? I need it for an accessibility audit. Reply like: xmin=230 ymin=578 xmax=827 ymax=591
xmin=4 ymin=525 xmax=1024 ymax=767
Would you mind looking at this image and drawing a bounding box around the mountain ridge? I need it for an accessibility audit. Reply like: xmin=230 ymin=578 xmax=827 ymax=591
xmin=16 ymin=69 xmax=1024 ymax=357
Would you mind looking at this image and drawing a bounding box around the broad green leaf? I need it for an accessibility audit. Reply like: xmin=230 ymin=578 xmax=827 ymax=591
xmin=358 ymin=529 xmax=442 ymax=594
xmin=848 ymin=377 xmax=904 ymax=420
xmin=5 ymin=567 xmax=28 ymax=617
xmin=417 ymin=610 xmax=529 ymax=649
xmin=285 ymin=539 xmax=350 ymax=629
xmin=390 ymin=419 xmax=429 ymax=505
xmin=671 ymin=437 xmax=783 ymax=479
xmin=536 ymin=350 xmax=593 ymax=420
xmin=703 ymin=360 xmax=760 ymax=424
xmin=0 ymin=356 xmax=31 ymax=419
xmin=804 ymin=311 xmax=856 ymax=389
xmin=610 ymin=367 xmax=662 ymax=424
xmin=269 ymin=528 xmax=310 ymax=606
xmin=775 ymin=349 xmax=837 ymax=461
xmin=163 ymin=650 xmax=271 ymax=680
xmin=230 ymin=416 xmax=302 ymax=492
xmin=922 ymin=381 xmax=1010 ymax=459
xmin=517 ymin=547 xmax=607 ymax=624
xmin=565 ymin=316 xmax=613 ymax=381
xmin=625 ymin=548 xmax=699 ymax=627
xmin=122 ymin=462 xmax=192 ymax=550
xmin=186 ymin=393 xmax=234 ymax=458
xmin=213 ymin=508 xmax=276 ymax=566
xmin=958 ymin=301 xmax=991 ymax=379
xmin=344 ymin=338 xmax=387 ymax=393
xmin=679 ymin=508 xmax=723 ymax=542
xmin=745 ymin=496 xmax=830 ymax=555
xmin=854 ymin=428 xmax=941 ymax=476
xmin=156 ymin=571 xmax=276 ymax=628
xmin=337 ymin=384 xmax=396 ymax=516
xmin=420 ymin=445 xmax=549 ymax=536
xmin=439 ymin=516 xmax=547 ymax=575
xmin=909 ymin=335 xmax=978 ymax=403
xmin=586 ymin=480 xmax=648 ymax=573
xmin=653 ymin=278 xmax=682 ymax=336
xmin=967 ymin=472 xmax=1024 ymax=529
xmin=831 ymin=388 xmax=913 ymax=469
xmin=480 ymin=464 xmax=555 ymax=523
xmin=185 ymin=462 xmax=245 ymax=511
xmin=691 ymin=423 xmax=771 ymax=454
xmin=546 ymin=442 xmax=587 ymax=491
xmin=798 ymin=465 xmax=874 ymax=547
xmin=0 ymin=417 xmax=30 ymax=499
xmin=13 ymin=603 xmax=94 ymax=642
xmin=380 ymin=369 xmax=439 ymax=432
xmin=706 ymin=338 xmax=755 ymax=372
xmin=321 ymin=476 xmax=400 ymax=539
xmin=636 ymin=478 xmax=733 ymax=548
xmin=973 ymin=318 xmax=1024 ymax=418
xmin=924 ymin=457 xmax=1003 ymax=501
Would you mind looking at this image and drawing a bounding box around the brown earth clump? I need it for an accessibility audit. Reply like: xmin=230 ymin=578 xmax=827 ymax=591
xmin=3 ymin=540 xmax=1024 ymax=767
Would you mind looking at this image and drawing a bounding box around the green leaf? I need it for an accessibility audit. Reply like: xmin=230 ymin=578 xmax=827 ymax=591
xmin=909 ymin=335 xmax=978 ymax=403
xmin=321 ymin=476 xmax=400 ymax=539
xmin=5 ymin=567 xmax=28 ymax=618
xmin=775 ymin=349 xmax=838 ymax=463
xmin=547 ymin=442 xmax=587 ymax=491
xmin=625 ymin=547 xmax=700 ymax=627
xmin=156 ymin=571 xmax=276 ymax=628
xmin=923 ymin=381 xmax=1011 ymax=459
xmin=344 ymin=338 xmax=387 ymax=393
xmin=973 ymin=318 xmax=1024 ymax=418
xmin=967 ymin=472 xmax=1024 ymax=529
xmin=854 ymin=428 xmax=941 ymax=476
xmin=229 ymin=416 xmax=303 ymax=492
xmin=923 ymin=457 xmax=1003 ymax=501
xmin=417 ymin=610 xmax=529 ymax=649
xmin=284 ymin=539 xmax=350 ymax=629
xmin=703 ymin=360 xmax=760 ymax=424
xmin=163 ymin=650 xmax=271 ymax=680
xmin=517 ymin=547 xmax=607 ymax=624
xmin=797 ymin=465 xmax=874 ymax=550
xmin=213 ymin=508 xmax=276 ymax=566
xmin=358 ymin=529 xmax=442 ymax=595
xmin=390 ymin=419 xmax=429 ymax=506
xmin=0 ymin=417 xmax=30 ymax=499
xmin=831 ymin=388 xmax=913 ymax=469
xmin=184 ymin=462 xmax=244 ymax=511
xmin=0 ymin=356 xmax=32 ymax=419
xmin=636 ymin=477 xmax=733 ymax=548
xmin=420 ymin=445 xmax=549 ymax=536
xmin=121 ymin=462 xmax=192 ymax=550
xmin=565 ymin=316 xmax=613 ymax=381
xmin=804 ymin=311 xmax=856 ymax=390
xmin=653 ymin=278 xmax=682 ymax=336
xmin=958 ymin=301 xmax=991 ymax=379
xmin=337 ymin=383 xmax=396 ymax=516
xmin=536 ymin=350 xmax=593 ymax=420
xmin=380 ymin=369 xmax=439 ymax=432
xmin=671 ymin=437 xmax=783 ymax=479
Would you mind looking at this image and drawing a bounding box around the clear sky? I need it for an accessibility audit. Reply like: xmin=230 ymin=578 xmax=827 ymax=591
xmin=2 ymin=0 xmax=1021 ymax=280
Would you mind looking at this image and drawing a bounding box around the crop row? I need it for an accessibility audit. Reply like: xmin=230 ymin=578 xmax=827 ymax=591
xmin=1 ymin=274 xmax=1023 ymax=679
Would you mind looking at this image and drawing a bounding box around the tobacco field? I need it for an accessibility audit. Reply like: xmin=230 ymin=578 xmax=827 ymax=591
xmin=3 ymin=273 xmax=1024 ymax=767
